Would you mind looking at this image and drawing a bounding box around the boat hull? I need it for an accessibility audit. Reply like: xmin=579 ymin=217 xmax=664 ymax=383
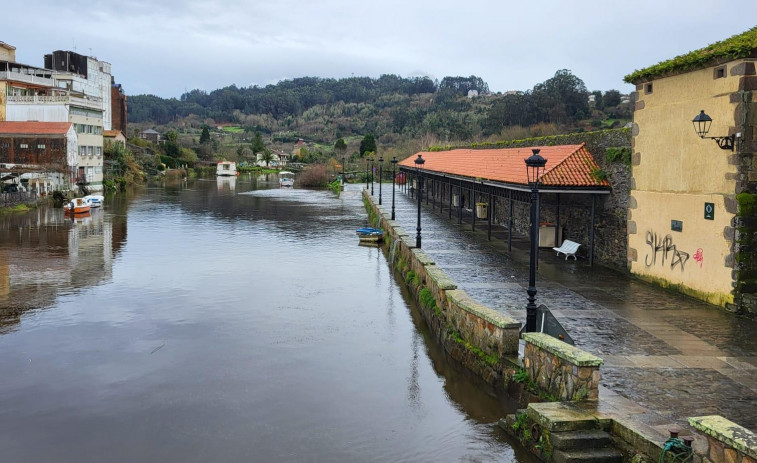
xmin=64 ymin=198 xmax=91 ymax=215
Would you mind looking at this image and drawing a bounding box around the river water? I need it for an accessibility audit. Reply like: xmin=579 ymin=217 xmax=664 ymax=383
xmin=0 ymin=175 xmax=533 ymax=462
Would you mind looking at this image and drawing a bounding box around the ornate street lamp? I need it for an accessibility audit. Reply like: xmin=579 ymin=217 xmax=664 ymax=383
xmin=525 ymin=148 xmax=546 ymax=333
xmin=692 ymin=110 xmax=735 ymax=151
xmin=378 ymin=156 xmax=383 ymax=205
xmin=391 ymin=156 xmax=398 ymax=220
xmin=414 ymin=154 xmax=425 ymax=248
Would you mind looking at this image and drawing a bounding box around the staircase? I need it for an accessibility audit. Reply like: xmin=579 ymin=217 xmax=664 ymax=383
xmin=551 ymin=428 xmax=622 ymax=463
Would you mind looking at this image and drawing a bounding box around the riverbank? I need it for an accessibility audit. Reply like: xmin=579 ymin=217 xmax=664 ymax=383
xmin=362 ymin=187 xmax=757 ymax=463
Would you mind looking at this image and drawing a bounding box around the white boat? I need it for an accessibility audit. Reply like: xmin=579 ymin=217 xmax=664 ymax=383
xmin=64 ymin=198 xmax=91 ymax=215
xmin=217 ymin=161 xmax=237 ymax=176
xmin=279 ymin=171 xmax=295 ymax=187
xmin=83 ymin=194 xmax=104 ymax=208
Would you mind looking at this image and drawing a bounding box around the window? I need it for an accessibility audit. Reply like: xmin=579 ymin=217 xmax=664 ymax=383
xmin=645 ymin=83 xmax=653 ymax=94
xmin=87 ymin=146 xmax=94 ymax=156
xmin=714 ymin=66 xmax=727 ymax=79
xmin=37 ymin=144 xmax=45 ymax=149
xmin=96 ymin=146 xmax=102 ymax=156
xmin=20 ymin=143 xmax=28 ymax=149
xmin=79 ymin=146 xmax=86 ymax=155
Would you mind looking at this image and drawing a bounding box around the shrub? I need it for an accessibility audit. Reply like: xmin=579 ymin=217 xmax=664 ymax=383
xmin=298 ymin=164 xmax=330 ymax=187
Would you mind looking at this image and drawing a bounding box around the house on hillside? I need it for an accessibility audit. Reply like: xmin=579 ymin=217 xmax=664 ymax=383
xmin=625 ymin=26 xmax=757 ymax=313
xmin=140 ymin=129 xmax=161 ymax=143
xmin=104 ymin=129 xmax=126 ymax=146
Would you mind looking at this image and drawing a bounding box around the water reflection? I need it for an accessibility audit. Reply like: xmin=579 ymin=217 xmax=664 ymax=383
xmin=0 ymin=181 xmax=535 ymax=462
xmin=0 ymin=199 xmax=128 ymax=332
xmin=216 ymin=175 xmax=236 ymax=193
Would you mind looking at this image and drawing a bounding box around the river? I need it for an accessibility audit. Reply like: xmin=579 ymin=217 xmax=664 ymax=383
xmin=0 ymin=174 xmax=534 ymax=462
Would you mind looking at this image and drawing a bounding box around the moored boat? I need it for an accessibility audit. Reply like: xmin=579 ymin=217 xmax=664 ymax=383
xmin=356 ymin=227 xmax=384 ymax=243
xmin=64 ymin=198 xmax=91 ymax=215
xmin=279 ymin=171 xmax=295 ymax=187
xmin=217 ymin=161 xmax=238 ymax=176
xmin=83 ymin=194 xmax=104 ymax=208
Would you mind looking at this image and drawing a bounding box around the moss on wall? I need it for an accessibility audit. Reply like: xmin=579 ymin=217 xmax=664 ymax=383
xmin=736 ymin=192 xmax=757 ymax=294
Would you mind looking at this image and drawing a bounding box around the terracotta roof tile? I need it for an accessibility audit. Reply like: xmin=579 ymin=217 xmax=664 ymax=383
xmin=0 ymin=121 xmax=72 ymax=135
xmin=398 ymin=144 xmax=609 ymax=189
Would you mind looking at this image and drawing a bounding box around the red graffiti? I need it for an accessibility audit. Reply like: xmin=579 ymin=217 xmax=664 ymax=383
xmin=693 ymin=248 xmax=704 ymax=268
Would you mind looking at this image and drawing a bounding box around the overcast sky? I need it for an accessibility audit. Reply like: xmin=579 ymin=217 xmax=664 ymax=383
xmin=2 ymin=1 xmax=756 ymax=98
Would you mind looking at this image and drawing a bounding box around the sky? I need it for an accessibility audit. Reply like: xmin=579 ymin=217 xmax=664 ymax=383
xmin=2 ymin=1 xmax=756 ymax=98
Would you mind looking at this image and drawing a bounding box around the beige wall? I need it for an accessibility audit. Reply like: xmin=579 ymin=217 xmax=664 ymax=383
xmin=628 ymin=60 xmax=750 ymax=305
xmin=0 ymin=45 xmax=15 ymax=62
xmin=0 ymin=82 xmax=5 ymax=121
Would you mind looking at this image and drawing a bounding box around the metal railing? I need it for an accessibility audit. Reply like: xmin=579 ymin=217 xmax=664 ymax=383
xmin=1 ymin=191 xmax=37 ymax=207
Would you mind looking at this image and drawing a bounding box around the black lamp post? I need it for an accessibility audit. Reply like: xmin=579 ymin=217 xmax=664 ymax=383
xmin=365 ymin=157 xmax=369 ymax=190
xmin=391 ymin=156 xmax=398 ymax=220
xmin=378 ymin=156 xmax=383 ymax=205
xmin=414 ymin=154 xmax=425 ymax=248
xmin=524 ymin=148 xmax=547 ymax=332
xmin=341 ymin=156 xmax=345 ymax=188
xmin=370 ymin=157 xmax=375 ymax=196
xmin=692 ymin=110 xmax=735 ymax=151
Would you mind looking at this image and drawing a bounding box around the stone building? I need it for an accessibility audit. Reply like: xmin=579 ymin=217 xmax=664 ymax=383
xmin=111 ymin=78 xmax=127 ymax=134
xmin=625 ymin=26 xmax=757 ymax=312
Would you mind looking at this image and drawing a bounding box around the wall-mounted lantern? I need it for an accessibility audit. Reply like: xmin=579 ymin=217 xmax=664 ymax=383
xmin=692 ymin=110 xmax=735 ymax=151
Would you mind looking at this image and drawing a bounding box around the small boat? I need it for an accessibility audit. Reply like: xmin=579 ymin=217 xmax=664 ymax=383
xmin=64 ymin=198 xmax=91 ymax=215
xmin=279 ymin=171 xmax=295 ymax=187
xmin=217 ymin=161 xmax=237 ymax=176
xmin=356 ymin=227 xmax=384 ymax=243
xmin=83 ymin=194 xmax=104 ymax=208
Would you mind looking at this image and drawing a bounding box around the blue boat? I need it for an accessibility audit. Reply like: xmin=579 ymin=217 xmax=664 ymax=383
xmin=356 ymin=227 xmax=384 ymax=243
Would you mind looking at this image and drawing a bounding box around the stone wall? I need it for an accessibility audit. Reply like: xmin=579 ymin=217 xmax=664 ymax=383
xmin=689 ymin=416 xmax=757 ymax=463
xmin=363 ymin=191 xmax=521 ymax=385
xmin=522 ymin=332 xmax=603 ymax=401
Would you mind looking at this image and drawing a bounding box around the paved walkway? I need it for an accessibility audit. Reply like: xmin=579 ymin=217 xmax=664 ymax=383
xmin=379 ymin=186 xmax=757 ymax=434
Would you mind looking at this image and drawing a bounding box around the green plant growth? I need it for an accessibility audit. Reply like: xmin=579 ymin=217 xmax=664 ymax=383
xmin=405 ymin=270 xmax=420 ymax=288
xmin=591 ymin=168 xmax=609 ymax=182
xmin=625 ymin=26 xmax=757 ymax=83
xmin=448 ymin=329 xmax=498 ymax=367
xmin=327 ymin=179 xmax=341 ymax=196
xmin=512 ymin=368 xmax=557 ymax=402
xmin=418 ymin=287 xmax=443 ymax=319
xmin=737 ymin=192 xmax=757 ymax=293
xmin=605 ymin=146 xmax=632 ymax=166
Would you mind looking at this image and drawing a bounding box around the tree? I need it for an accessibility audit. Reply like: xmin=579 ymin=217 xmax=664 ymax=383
xmin=334 ymin=138 xmax=347 ymax=156
xmin=603 ymin=90 xmax=622 ymax=108
xmin=359 ymin=134 xmax=377 ymax=157
xmin=251 ymin=132 xmax=266 ymax=154
xmin=531 ymin=70 xmax=590 ymax=123
xmin=259 ymin=150 xmax=274 ymax=167
xmin=199 ymin=127 xmax=211 ymax=144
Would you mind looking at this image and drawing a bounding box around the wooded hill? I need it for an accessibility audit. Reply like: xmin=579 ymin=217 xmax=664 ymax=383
xmin=128 ymin=71 xmax=630 ymax=148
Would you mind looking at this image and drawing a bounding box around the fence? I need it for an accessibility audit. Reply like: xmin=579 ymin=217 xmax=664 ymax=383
xmin=1 ymin=191 xmax=38 ymax=207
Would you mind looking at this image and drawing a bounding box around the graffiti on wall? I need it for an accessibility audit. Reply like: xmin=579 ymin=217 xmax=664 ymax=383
xmin=693 ymin=248 xmax=704 ymax=268
xmin=645 ymin=231 xmax=691 ymax=271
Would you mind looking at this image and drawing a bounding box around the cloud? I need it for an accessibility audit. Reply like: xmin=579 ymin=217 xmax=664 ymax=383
xmin=3 ymin=0 xmax=757 ymax=97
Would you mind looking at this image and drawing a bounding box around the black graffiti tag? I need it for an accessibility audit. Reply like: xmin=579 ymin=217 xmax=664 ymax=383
xmin=645 ymin=231 xmax=690 ymax=271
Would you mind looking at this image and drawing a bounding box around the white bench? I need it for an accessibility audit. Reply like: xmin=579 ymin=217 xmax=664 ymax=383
xmin=553 ymin=240 xmax=580 ymax=260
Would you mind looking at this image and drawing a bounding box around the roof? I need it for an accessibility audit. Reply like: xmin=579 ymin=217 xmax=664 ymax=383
xmin=0 ymin=121 xmax=72 ymax=136
xmin=625 ymin=26 xmax=757 ymax=84
xmin=398 ymin=144 xmax=610 ymax=189
xmin=0 ymin=41 xmax=16 ymax=51
xmin=141 ymin=129 xmax=159 ymax=134
xmin=103 ymin=129 xmax=124 ymax=138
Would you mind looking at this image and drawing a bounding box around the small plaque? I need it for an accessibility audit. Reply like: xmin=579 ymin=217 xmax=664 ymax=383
xmin=704 ymin=202 xmax=715 ymax=220
xmin=671 ymin=220 xmax=683 ymax=232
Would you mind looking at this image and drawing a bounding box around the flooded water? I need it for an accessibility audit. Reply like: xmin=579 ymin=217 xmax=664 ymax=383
xmin=0 ymin=175 xmax=534 ymax=462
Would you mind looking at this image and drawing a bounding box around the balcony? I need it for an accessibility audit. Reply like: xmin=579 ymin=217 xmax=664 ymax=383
xmin=0 ymin=70 xmax=54 ymax=87
xmin=7 ymin=94 xmax=103 ymax=111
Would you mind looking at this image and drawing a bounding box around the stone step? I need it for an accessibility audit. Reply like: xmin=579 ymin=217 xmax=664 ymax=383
xmin=553 ymin=448 xmax=623 ymax=463
xmin=527 ymin=403 xmax=602 ymax=432
xmin=551 ymin=430 xmax=613 ymax=450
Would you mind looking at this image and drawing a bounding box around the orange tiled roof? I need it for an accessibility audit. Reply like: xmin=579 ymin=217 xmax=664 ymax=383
xmin=104 ymin=129 xmax=123 ymax=137
xmin=0 ymin=121 xmax=72 ymax=135
xmin=398 ymin=144 xmax=610 ymax=188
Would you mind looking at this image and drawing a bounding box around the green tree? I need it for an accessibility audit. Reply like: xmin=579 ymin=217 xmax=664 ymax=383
xmin=335 ymin=138 xmax=347 ymax=156
xmin=251 ymin=132 xmax=266 ymax=154
xmin=199 ymin=126 xmax=211 ymax=144
xmin=359 ymin=134 xmax=377 ymax=157
xmin=259 ymin=150 xmax=274 ymax=167
xmin=603 ymin=90 xmax=622 ymax=108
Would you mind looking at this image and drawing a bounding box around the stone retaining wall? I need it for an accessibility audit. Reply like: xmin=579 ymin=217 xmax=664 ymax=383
xmin=689 ymin=416 xmax=757 ymax=463
xmin=363 ymin=191 xmax=521 ymax=384
xmin=522 ymin=332 xmax=603 ymax=401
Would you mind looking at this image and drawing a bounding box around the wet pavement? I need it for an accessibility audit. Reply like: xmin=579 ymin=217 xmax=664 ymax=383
xmin=383 ymin=184 xmax=757 ymax=433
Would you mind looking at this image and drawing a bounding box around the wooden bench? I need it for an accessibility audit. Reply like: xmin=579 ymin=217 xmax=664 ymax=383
xmin=553 ymin=240 xmax=580 ymax=260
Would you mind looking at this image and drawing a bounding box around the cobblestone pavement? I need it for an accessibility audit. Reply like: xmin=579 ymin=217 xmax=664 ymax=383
xmin=382 ymin=188 xmax=757 ymax=432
